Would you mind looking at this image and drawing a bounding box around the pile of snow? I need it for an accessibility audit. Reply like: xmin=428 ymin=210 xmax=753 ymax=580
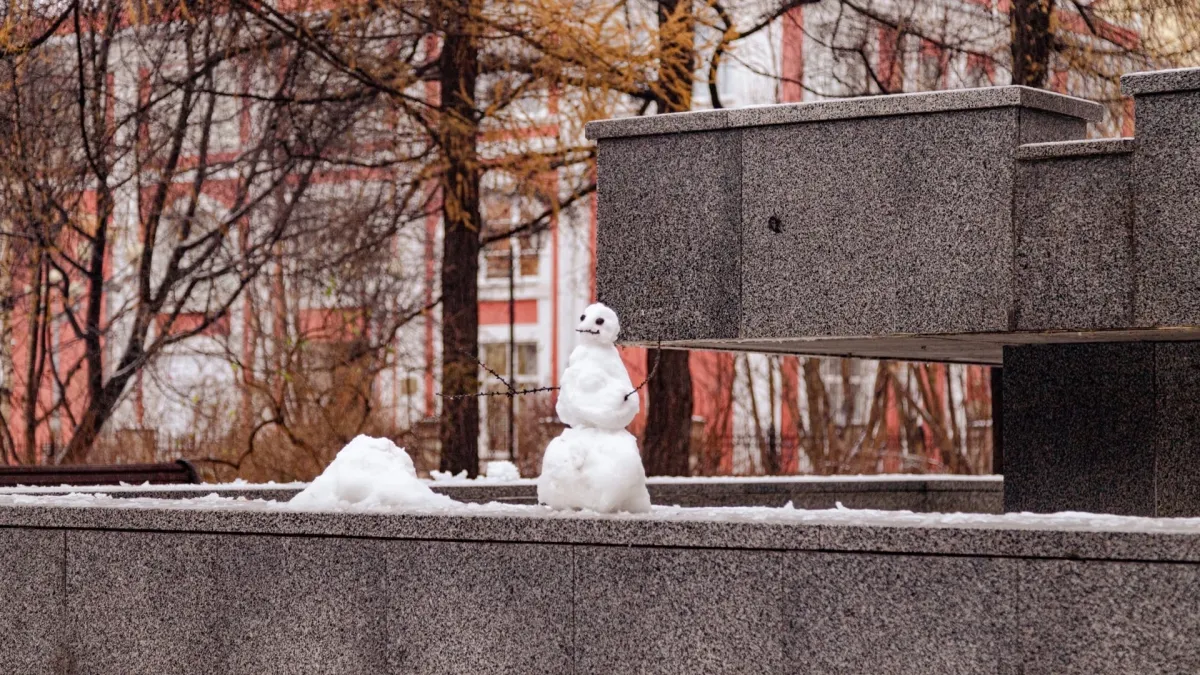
xmin=289 ymin=435 xmax=456 ymax=511
xmin=429 ymin=469 xmax=468 ymax=482
xmin=539 ymin=427 xmax=651 ymax=514
xmin=484 ymin=460 xmax=521 ymax=481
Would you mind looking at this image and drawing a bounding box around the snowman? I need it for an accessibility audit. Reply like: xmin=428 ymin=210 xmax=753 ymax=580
xmin=537 ymin=303 xmax=652 ymax=514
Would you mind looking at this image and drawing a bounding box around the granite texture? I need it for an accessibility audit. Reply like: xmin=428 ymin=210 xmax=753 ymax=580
xmin=739 ymin=105 xmax=1091 ymax=338
xmin=690 ymin=103 xmax=1092 ymax=342
xmin=595 ymin=129 xmax=741 ymax=342
xmin=1003 ymin=342 xmax=1200 ymax=517
xmin=0 ymin=529 xmax=66 ymax=674
xmin=1003 ymin=343 xmax=1158 ymax=516
xmin=739 ymin=112 xmax=900 ymax=337
xmin=573 ymin=546 xmax=783 ymax=674
xmin=783 ymin=552 xmax=1018 ymax=674
xmin=892 ymin=108 xmax=1017 ymax=335
xmin=1017 ymin=109 xmax=1087 ymax=145
xmin=1017 ymin=558 xmax=1200 ymax=674
xmin=9 ymin=499 xmax=1200 ymax=560
xmin=628 ymin=329 xmax=1200 ymax=365
xmin=1129 ymin=89 xmax=1200 ymax=327
xmin=1153 ymin=343 xmax=1200 ymax=517
xmin=586 ymin=86 xmax=1102 ymax=139
xmin=924 ymin=487 xmax=1004 ymax=514
xmin=216 ymin=536 xmax=388 ymax=674
xmin=586 ymin=107 xmax=731 ymax=139
xmin=1121 ymin=66 xmax=1200 ymax=95
xmin=1013 ymin=150 xmax=1134 ymax=331
xmin=8 ymin=518 xmax=1200 ymax=673
xmin=66 ymin=530 xmax=222 ymax=675
xmin=386 ymin=541 xmax=573 ymax=674
xmin=1016 ymin=137 xmax=1135 ymax=160
xmin=593 ymin=73 xmax=1200 ymax=350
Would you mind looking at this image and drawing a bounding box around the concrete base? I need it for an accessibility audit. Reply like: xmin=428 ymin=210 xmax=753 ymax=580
xmin=3 ymin=501 xmax=1200 ymax=674
xmin=1004 ymin=342 xmax=1200 ymax=516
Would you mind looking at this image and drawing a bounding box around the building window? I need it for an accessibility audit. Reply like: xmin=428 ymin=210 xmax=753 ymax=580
xmin=482 ymin=235 xmax=541 ymax=280
xmin=481 ymin=342 xmax=539 ymax=458
xmin=481 ymin=342 xmax=538 ymax=382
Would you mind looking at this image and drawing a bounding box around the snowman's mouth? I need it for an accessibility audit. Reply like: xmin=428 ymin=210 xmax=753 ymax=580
xmin=576 ymin=329 xmax=600 ymax=335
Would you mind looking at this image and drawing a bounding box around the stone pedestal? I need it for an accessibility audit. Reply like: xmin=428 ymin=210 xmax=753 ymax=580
xmin=1003 ymin=342 xmax=1200 ymax=516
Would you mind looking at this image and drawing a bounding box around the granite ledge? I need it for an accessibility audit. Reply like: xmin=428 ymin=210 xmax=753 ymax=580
xmin=585 ymin=86 xmax=1102 ymax=139
xmin=1121 ymin=66 xmax=1200 ymax=96
xmin=0 ymin=476 xmax=1000 ymax=499
xmin=1016 ymin=137 xmax=1135 ymax=160
xmin=2 ymin=502 xmax=1200 ymax=563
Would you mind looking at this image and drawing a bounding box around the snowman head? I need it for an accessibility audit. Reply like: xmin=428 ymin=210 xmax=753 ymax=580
xmin=575 ymin=303 xmax=620 ymax=345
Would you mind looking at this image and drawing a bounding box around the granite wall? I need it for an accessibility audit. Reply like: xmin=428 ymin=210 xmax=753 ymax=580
xmin=2 ymin=503 xmax=1199 ymax=674
xmin=589 ymin=67 xmax=1200 ymax=517
xmin=589 ymin=68 xmax=1200 ymax=363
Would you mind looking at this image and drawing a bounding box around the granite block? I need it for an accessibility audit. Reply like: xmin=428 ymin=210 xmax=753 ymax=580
xmin=1130 ymin=90 xmax=1200 ymax=326
xmin=924 ymin=488 xmax=1004 ymax=514
xmin=66 ymin=530 xmax=221 ymax=675
xmin=432 ymin=483 xmax=539 ymax=504
xmin=10 ymin=499 xmax=1200 ymax=562
xmin=586 ymin=108 xmax=730 ymax=139
xmin=0 ymin=529 xmax=65 ymax=674
xmin=1017 ymin=558 xmax=1200 ymax=673
xmin=818 ymin=521 xmax=1200 ymax=563
xmin=740 ymin=115 xmax=899 ymax=338
xmin=1003 ymin=343 xmax=1157 ymax=515
xmin=573 ymin=546 xmax=782 ymax=674
xmin=595 ymin=129 xmax=741 ymax=342
xmin=1154 ymin=342 xmax=1200 ymax=517
xmin=893 ymin=108 xmax=1018 ymax=334
xmin=1016 ymin=137 xmax=1135 ymax=160
xmin=782 ymin=552 xmax=1018 ymax=674
xmin=1016 ymin=109 xmax=1088 ymax=144
xmin=587 ymin=86 xmax=1101 ymax=139
xmin=216 ymin=536 xmax=388 ymax=674
xmin=1013 ymin=151 xmax=1135 ymax=331
xmin=386 ymin=541 xmax=573 ymax=674
xmin=1121 ymin=66 xmax=1200 ymax=95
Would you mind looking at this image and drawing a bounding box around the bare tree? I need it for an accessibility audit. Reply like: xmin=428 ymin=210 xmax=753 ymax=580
xmin=0 ymin=0 xmax=404 ymax=462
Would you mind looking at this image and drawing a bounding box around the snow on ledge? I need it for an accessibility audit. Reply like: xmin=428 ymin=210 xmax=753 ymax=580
xmin=0 ymin=473 xmax=1000 ymax=494
xmin=1 ymin=490 xmax=1198 ymax=537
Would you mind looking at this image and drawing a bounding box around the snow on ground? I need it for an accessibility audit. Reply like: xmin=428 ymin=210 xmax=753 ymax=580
xmin=288 ymin=435 xmax=456 ymax=510
xmin=484 ymin=461 xmax=521 ymax=481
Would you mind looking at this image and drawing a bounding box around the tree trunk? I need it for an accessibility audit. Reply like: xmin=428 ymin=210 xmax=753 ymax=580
xmin=437 ymin=0 xmax=483 ymax=476
xmin=1010 ymin=0 xmax=1053 ymax=87
xmin=22 ymin=251 xmax=45 ymax=463
xmin=641 ymin=0 xmax=696 ymax=476
xmin=0 ymin=235 xmax=14 ymax=464
xmin=642 ymin=349 xmax=692 ymax=476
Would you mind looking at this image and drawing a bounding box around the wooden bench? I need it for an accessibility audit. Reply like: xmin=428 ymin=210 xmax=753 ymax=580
xmin=0 ymin=460 xmax=200 ymax=487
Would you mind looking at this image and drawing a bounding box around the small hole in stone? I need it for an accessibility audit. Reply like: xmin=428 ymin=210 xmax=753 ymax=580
xmin=767 ymin=216 xmax=783 ymax=234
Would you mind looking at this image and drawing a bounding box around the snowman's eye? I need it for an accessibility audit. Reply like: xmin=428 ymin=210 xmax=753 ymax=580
xmin=595 ymin=318 xmax=605 ymax=326
xmin=579 ymin=314 xmax=586 ymax=321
